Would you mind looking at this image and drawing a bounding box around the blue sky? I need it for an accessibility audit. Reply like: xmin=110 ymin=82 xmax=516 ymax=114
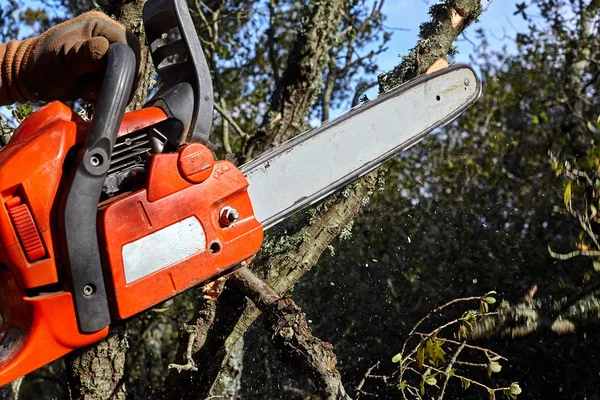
xmin=357 ymin=0 xmax=529 ymax=104
xmin=375 ymin=0 xmax=528 ymax=74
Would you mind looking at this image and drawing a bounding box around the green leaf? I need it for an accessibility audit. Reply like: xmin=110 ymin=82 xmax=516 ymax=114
xmin=430 ymin=340 xmax=446 ymax=366
xmin=417 ymin=342 xmax=425 ymax=369
xmin=564 ymin=181 xmax=572 ymax=210
xmin=483 ymin=296 xmax=497 ymax=304
xmin=489 ymin=362 xmax=502 ymax=373
xmin=461 ymin=378 xmax=471 ymax=390
xmin=399 ymin=380 xmax=407 ymax=391
xmin=425 ymin=376 xmax=437 ymax=386
xmin=392 ymin=353 xmax=402 ymax=363
xmin=480 ymin=301 xmax=489 ymax=314
xmin=588 ymin=120 xmax=600 ymax=134
xmin=593 ymin=261 xmax=600 ymax=272
xmin=510 ymin=382 xmax=522 ymax=395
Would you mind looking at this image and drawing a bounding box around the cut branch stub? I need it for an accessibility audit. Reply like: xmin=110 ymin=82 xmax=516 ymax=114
xmin=378 ymin=0 xmax=483 ymax=92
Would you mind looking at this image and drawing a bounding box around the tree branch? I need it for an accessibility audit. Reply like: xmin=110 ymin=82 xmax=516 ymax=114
xmin=242 ymin=0 xmax=349 ymax=160
xmin=230 ymin=268 xmax=352 ymax=400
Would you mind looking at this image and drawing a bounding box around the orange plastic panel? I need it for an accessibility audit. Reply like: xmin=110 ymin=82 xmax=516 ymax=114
xmin=100 ymin=145 xmax=264 ymax=319
xmin=0 ymin=104 xmax=168 ymax=290
xmin=0 ymin=104 xmax=169 ymax=385
xmin=0 ymin=269 xmax=108 ymax=387
xmin=0 ymin=102 xmax=82 ymax=289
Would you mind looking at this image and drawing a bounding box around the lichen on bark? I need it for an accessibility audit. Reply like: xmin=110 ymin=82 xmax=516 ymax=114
xmin=378 ymin=0 xmax=483 ymax=92
xmin=65 ymin=326 xmax=127 ymax=400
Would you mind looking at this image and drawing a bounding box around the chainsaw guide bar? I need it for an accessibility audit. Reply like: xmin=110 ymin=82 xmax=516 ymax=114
xmin=243 ymin=65 xmax=482 ymax=229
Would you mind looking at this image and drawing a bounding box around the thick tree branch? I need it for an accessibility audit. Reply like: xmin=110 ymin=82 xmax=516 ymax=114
xmin=230 ymin=268 xmax=352 ymax=400
xmin=242 ymin=0 xmax=349 ymax=160
xmin=379 ymin=0 xmax=483 ymax=91
xmin=65 ymin=326 xmax=127 ymax=400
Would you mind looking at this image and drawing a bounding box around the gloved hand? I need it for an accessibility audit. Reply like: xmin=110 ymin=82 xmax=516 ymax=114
xmin=0 ymin=11 xmax=140 ymax=106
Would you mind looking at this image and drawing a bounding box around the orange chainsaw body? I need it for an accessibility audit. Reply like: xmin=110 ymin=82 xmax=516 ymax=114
xmin=0 ymin=102 xmax=263 ymax=386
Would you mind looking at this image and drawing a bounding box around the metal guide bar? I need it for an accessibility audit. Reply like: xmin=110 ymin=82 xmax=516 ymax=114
xmin=241 ymin=64 xmax=482 ymax=229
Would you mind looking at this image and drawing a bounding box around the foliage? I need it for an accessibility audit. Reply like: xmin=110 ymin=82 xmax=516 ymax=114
xmin=389 ymin=293 xmax=521 ymax=400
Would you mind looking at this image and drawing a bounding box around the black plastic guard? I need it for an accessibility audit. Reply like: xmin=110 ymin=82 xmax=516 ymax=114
xmin=62 ymin=44 xmax=136 ymax=333
xmin=143 ymin=0 xmax=214 ymax=145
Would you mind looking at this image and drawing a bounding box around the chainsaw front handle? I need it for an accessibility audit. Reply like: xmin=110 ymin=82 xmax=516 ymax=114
xmin=61 ymin=43 xmax=136 ymax=333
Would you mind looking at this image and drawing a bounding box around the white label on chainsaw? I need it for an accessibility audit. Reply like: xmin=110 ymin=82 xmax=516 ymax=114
xmin=0 ymin=326 xmax=22 ymax=361
xmin=122 ymin=217 xmax=206 ymax=284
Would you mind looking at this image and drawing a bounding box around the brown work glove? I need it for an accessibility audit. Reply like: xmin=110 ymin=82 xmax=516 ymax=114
xmin=0 ymin=11 xmax=140 ymax=106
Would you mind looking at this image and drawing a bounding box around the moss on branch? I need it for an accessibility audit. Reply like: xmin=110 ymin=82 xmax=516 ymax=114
xmin=378 ymin=0 xmax=482 ymax=92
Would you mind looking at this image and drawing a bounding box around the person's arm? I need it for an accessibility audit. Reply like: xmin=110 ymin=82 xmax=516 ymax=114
xmin=0 ymin=11 xmax=139 ymax=106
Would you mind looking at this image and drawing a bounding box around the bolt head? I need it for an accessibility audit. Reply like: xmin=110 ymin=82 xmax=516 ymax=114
xmin=83 ymin=284 xmax=95 ymax=297
xmin=219 ymin=207 xmax=240 ymax=227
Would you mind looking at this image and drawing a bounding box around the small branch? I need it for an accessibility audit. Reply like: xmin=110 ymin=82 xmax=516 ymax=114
xmin=214 ymin=102 xmax=249 ymax=139
xmin=438 ymin=341 xmax=466 ymax=400
xmin=407 ymin=366 xmax=513 ymax=396
xmin=548 ymin=244 xmax=600 ymax=260
xmin=161 ymin=280 xmax=225 ymax=399
xmin=355 ymin=361 xmax=381 ymax=396
xmin=168 ymin=327 xmax=199 ymax=372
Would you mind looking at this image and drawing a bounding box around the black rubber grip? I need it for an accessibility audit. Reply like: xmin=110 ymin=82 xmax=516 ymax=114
xmin=143 ymin=0 xmax=214 ymax=145
xmin=62 ymin=43 xmax=136 ymax=333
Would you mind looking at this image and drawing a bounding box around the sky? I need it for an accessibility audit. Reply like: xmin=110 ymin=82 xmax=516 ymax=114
xmin=1 ymin=0 xmax=532 ymax=123
xmin=371 ymin=0 xmax=529 ymax=84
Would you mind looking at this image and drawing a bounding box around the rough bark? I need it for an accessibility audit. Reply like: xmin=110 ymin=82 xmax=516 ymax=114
xmin=161 ymin=285 xmax=248 ymax=400
xmin=117 ymin=0 xmax=156 ymax=111
xmin=207 ymin=336 xmax=244 ymax=399
xmin=231 ymin=268 xmax=351 ymax=400
xmin=65 ymin=326 xmax=127 ymax=400
xmin=379 ymin=0 xmax=482 ymax=91
xmin=242 ymin=0 xmax=350 ymax=160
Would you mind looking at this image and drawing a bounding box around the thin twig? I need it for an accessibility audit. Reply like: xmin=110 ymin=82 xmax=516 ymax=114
xmin=438 ymin=342 xmax=465 ymax=400
xmin=214 ymin=102 xmax=249 ymax=139
xmin=548 ymin=245 xmax=600 ymax=260
xmin=355 ymin=361 xmax=381 ymax=395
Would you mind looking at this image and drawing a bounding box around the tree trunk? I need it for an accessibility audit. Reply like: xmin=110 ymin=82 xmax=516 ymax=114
xmin=65 ymin=326 xmax=127 ymax=400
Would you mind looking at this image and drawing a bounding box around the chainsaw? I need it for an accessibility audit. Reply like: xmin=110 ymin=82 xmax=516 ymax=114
xmin=0 ymin=0 xmax=481 ymax=386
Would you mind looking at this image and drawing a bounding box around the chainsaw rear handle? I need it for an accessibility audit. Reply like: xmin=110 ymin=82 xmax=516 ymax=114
xmin=143 ymin=0 xmax=214 ymax=145
xmin=62 ymin=43 xmax=136 ymax=333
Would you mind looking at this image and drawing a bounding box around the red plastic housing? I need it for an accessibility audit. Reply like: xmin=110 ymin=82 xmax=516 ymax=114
xmin=100 ymin=146 xmax=264 ymax=319
xmin=0 ymin=102 xmax=170 ymax=387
